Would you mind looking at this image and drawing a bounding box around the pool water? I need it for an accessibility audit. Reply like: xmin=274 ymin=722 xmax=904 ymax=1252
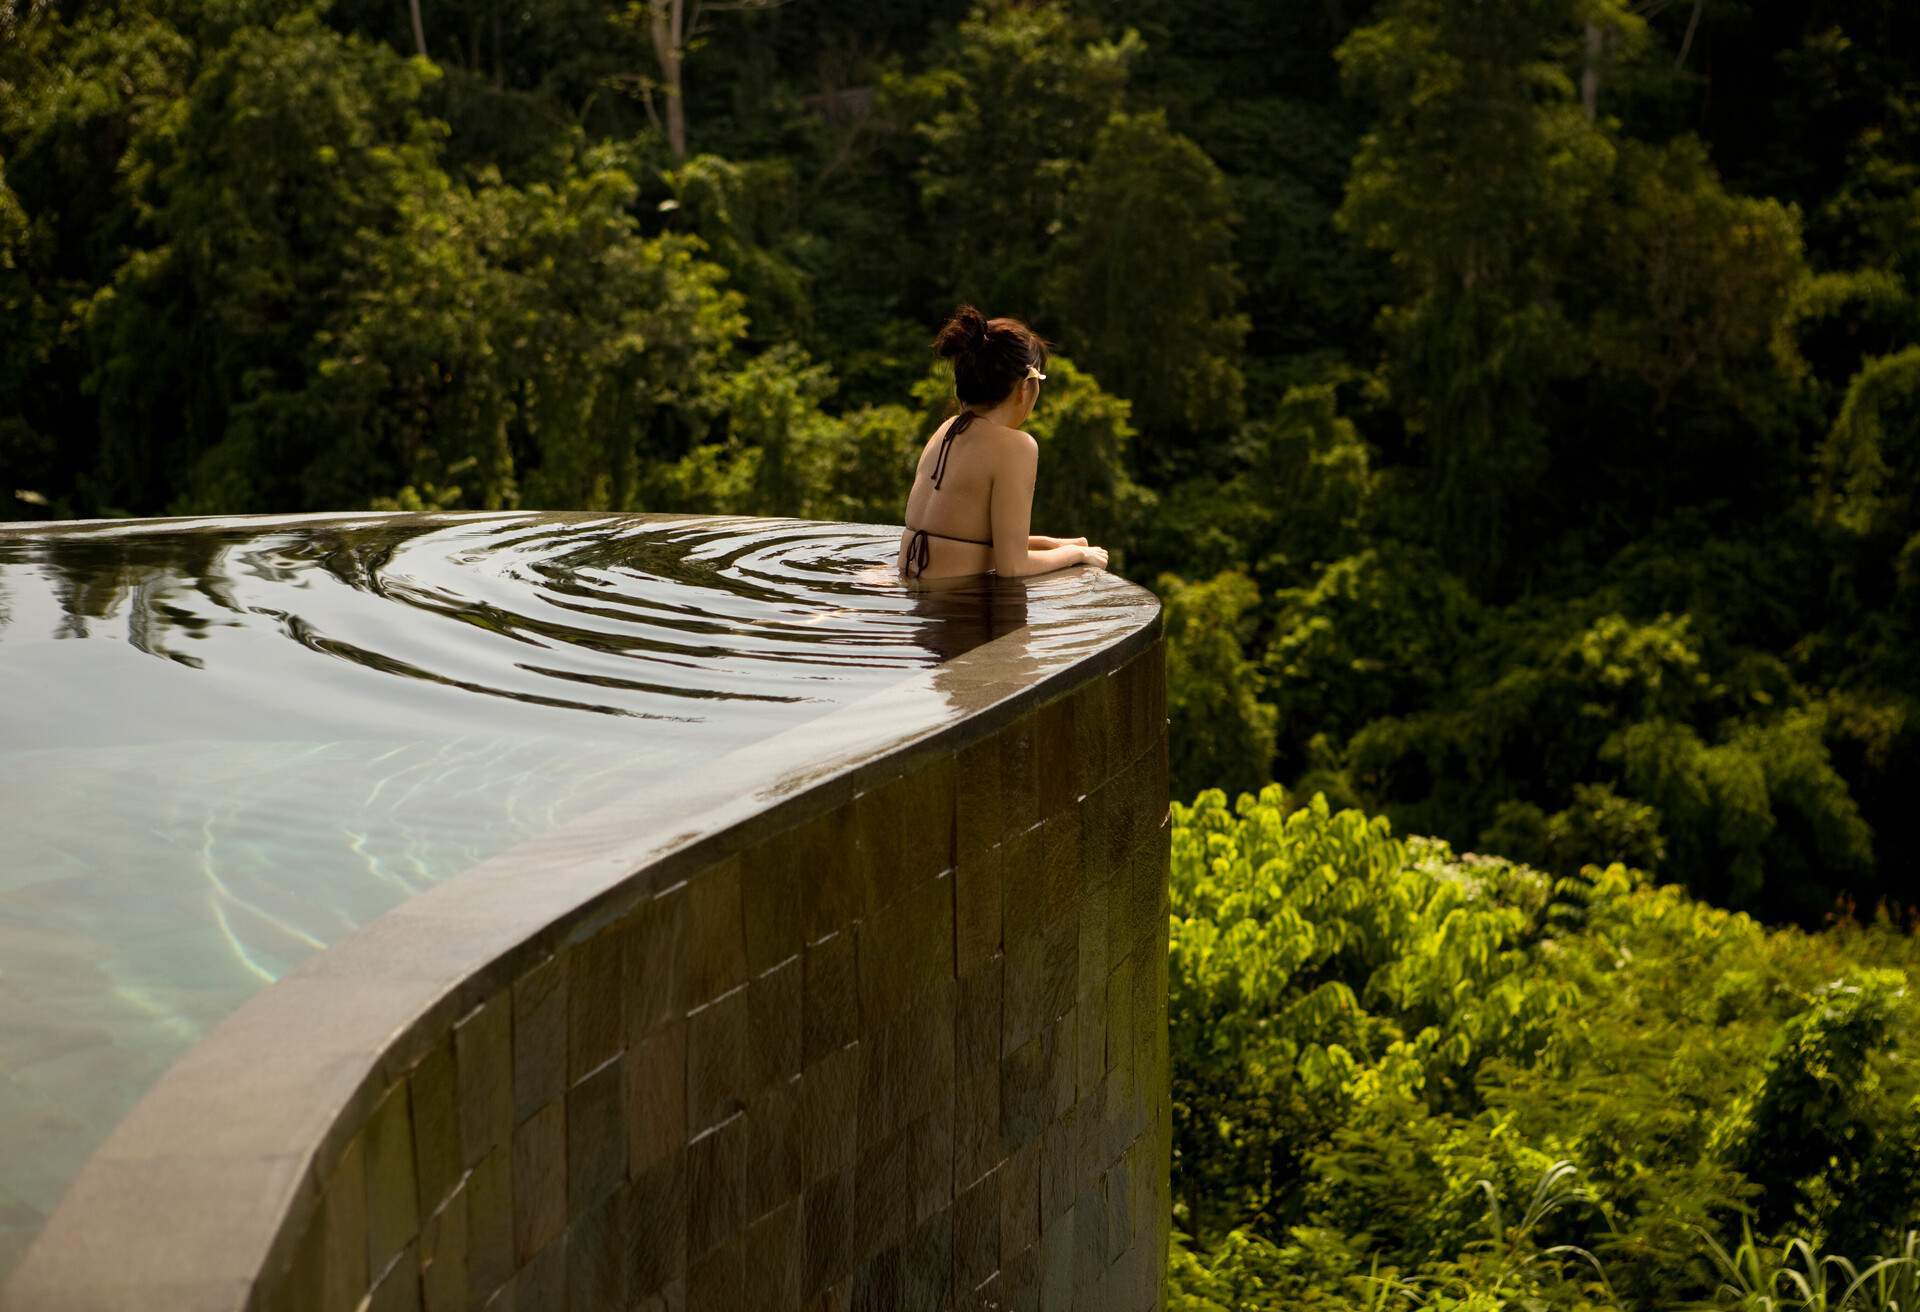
xmin=0 ymin=509 xmax=1081 ymax=1273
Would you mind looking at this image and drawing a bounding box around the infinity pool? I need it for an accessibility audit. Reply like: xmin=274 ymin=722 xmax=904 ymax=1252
xmin=0 ymin=509 xmax=1113 ymax=1275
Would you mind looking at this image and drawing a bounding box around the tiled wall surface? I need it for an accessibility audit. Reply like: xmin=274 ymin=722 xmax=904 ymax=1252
xmin=257 ymin=637 xmax=1169 ymax=1312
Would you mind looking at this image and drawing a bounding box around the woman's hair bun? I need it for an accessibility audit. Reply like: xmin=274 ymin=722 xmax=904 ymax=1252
xmin=933 ymin=303 xmax=990 ymax=360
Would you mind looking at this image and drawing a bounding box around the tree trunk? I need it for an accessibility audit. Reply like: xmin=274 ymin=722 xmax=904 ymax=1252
xmin=408 ymin=0 xmax=427 ymax=59
xmin=648 ymin=0 xmax=688 ymax=160
xmin=1675 ymin=0 xmax=1704 ymax=71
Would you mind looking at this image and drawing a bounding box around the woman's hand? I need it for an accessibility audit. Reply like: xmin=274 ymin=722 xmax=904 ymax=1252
xmin=1077 ymin=544 xmax=1109 ymax=570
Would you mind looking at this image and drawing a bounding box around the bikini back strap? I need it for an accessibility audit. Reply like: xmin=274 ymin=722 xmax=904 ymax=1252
xmin=930 ymin=410 xmax=977 ymax=489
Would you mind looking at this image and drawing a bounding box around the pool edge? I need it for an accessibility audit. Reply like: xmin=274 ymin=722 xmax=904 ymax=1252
xmin=4 ymin=558 xmax=1170 ymax=1311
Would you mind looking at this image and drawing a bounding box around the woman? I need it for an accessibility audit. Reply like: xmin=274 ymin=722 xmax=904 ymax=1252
xmin=898 ymin=304 xmax=1111 ymax=582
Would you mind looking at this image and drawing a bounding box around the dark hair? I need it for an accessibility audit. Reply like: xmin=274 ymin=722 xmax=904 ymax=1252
xmin=932 ymin=304 xmax=1051 ymax=406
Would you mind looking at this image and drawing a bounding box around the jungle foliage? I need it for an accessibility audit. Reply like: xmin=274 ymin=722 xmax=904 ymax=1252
xmin=1167 ymin=784 xmax=1920 ymax=1310
xmin=3 ymin=6 xmax=1918 ymax=916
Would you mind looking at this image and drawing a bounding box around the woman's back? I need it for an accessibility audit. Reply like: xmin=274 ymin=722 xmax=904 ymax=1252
xmin=898 ymin=303 xmax=1106 ymax=583
xmin=896 ymin=411 xmax=1030 ymax=580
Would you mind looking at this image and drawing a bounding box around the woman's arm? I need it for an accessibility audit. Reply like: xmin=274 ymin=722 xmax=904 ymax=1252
xmin=993 ymin=437 xmax=1090 ymax=578
xmin=1027 ymin=534 xmax=1089 ymax=550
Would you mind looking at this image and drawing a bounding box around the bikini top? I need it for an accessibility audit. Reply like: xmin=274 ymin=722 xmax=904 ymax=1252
xmin=903 ymin=410 xmax=992 ymax=579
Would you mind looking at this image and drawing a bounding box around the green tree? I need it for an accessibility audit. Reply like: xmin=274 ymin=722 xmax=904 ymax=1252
xmin=1334 ymin=0 xmax=1634 ymax=589
xmin=1047 ymin=108 xmax=1248 ymax=456
xmin=1158 ymin=571 xmax=1278 ymax=801
xmin=893 ymin=0 xmax=1140 ymax=314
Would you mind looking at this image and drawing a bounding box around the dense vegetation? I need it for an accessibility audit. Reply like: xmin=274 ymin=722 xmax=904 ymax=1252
xmin=5 ymin=0 xmax=1918 ymax=924
xmin=7 ymin=1 xmax=1920 ymax=1300
xmin=1168 ymin=784 xmax=1920 ymax=1309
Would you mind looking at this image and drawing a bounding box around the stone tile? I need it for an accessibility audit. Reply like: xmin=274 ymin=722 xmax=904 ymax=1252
xmin=1074 ymin=989 xmax=1107 ymax=1116
xmin=1049 ymin=1009 xmax=1076 ymax=1122
xmin=511 ymin=1099 xmax=566 ymax=1267
xmin=262 ymin=1208 xmax=323 ymax=1312
xmin=465 ymin=1146 xmax=514 ymax=1306
xmin=629 ymin=1152 xmax=689 ymax=1294
xmin=1147 ymin=639 xmax=1167 ymax=741
xmin=743 ymin=1198 xmax=803 ymax=1311
xmin=687 ymin=1110 xmax=749 ymax=1260
xmin=1072 ymin=1183 xmax=1108 ymax=1296
xmin=1129 ymin=947 xmax=1156 ymax=1106
xmin=803 ymin=928 xmax=860 ymax=1066
xmin=744 ymin=1076 xmax=803 ymax=1223
xmin=955 ymin=954 xmax=1002 ymax=1082
xmin=1041 ymin=811 xmax=1081 ymax=925
xmin=1040 ymin=1206 xmax=1073 ymax=1312
xmin=797 ymin=1040 xmax=861 ymax=1184
xmin=1075 ymin=883 xmax=1109 ymax=1008
xmin=568 ymin=1054 xmax=626 ymax=1214
xmin=901 ymin=1209 xmax=953 ymax=1312
xmin=960 ymin=1271 xmax=1000 ymax=1312
xmin=688 ymin=1232 xmax=743 ymax=1311
xmin=749 ymin=955 xmax=803 ymax=1092
xmin=952 ymin=1166 xmax=999 ymax=1296
xmin=799 ymin=807 xmax=863 ymax=943
xmin=900 ymin=978 xmax=956 ymax=1128
xmin=742 ymin=839 xmax=802 ymax=977
xmin=849 ymin=1240 xmax=902 ymax=1312
xmin=954 ymin=735 xmax=1002 ymax=870
xmin=512 ymin=955 xmax=569 ymax=1127
xmin=1104 ymin=955 xmax=1134 ymax=1081
xmin=1102 ymin=768 xmax=1133 ymax=884
xmin=998 ymin=714 xmax=1040 ymax=841
xmin=908 ymin=1095 xmax=954 ymax=1227
xmin=568 ymin=923 xmax=625 ymax=1084
xmin=627 ymin=1019 xmax=687 ymax=1174
xmin=954 ymin=1063 xmax=1001 ymax=1194
xmin=367 ymin=1239 xmax=420 ymax=1312
xmin=851 ymin=779 xmax=907 ymax=913
xmin=320 ymin=1132 xmax=368 ymax=1312
xmin=1036 ymin=695 xmax=1077 ymax=821
xmin=1076 ymin=784 xmax=1112 ymax=891
xmin=1104 ymin=1161 xmax=1132 ymax=1266
xmin=1000 ymin=1031 xmax=1052 ymax=1150
xmin=998 ymin=1138 xmax=1039 ymax=1257
xmin=899 ymin=752 xmax=957 ymax=884
xmin=567 ymin=1184 xmax=627 ymax=1312
xmin=687 ymin=858 xmax=747 ymax=1012
xmin=1041 ymin=1104 xmax=1075 ymax=1228
xmin=627 ymin=883 xmax=689 ymax=1039
xmin=364 ymin=1080 xmax=420 ymax=1283
xmin=1001 ymin=827 xmax=1046 ymax=1057
xmin=802 ymin=1167 xmax=856 ymax=1298
xmin=418 ymin=1184 xmax=466 ymax=1312
xmin=455 ymin=992 xmax=513 ymax=1171
xmin=409 ymin=1038 xmax=461 ymax=1222
xmin=852 ymin=1125 xmax=912 ymax=1258
xmin=857 ymin=872 xmax=953 ymax=1026
xmin=688 ymin=986 xmax=750 ymax=1136
xmin=1039 ymin=915 xmax=1079 ymax=1038
xmin=1072 ymin=677 xmax=1114 ymax=803
xmin=954 ymin=844 xmax=1002 ymax=973
xmin=806 ymin=1277 xmax=854 ymax=1312
xmin=999 ymin=1240 xmax=1041 ymax=1312
xmin=1073 ymin=1080 xmax=1108 ymax=1199
xmin=514 ymin=1233 xmax=565 ymax=1311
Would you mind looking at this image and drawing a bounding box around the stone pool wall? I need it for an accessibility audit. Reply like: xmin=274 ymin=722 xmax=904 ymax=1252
xmin=248 ymin=636 xmax=1170 ymax=1312
xmin=157 ymin=635 xmax=1170 ymax=1312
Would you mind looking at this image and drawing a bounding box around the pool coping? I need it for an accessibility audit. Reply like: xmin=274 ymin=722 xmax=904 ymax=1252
xmin=1 ymin=512 xmax=1164 ymax=1309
